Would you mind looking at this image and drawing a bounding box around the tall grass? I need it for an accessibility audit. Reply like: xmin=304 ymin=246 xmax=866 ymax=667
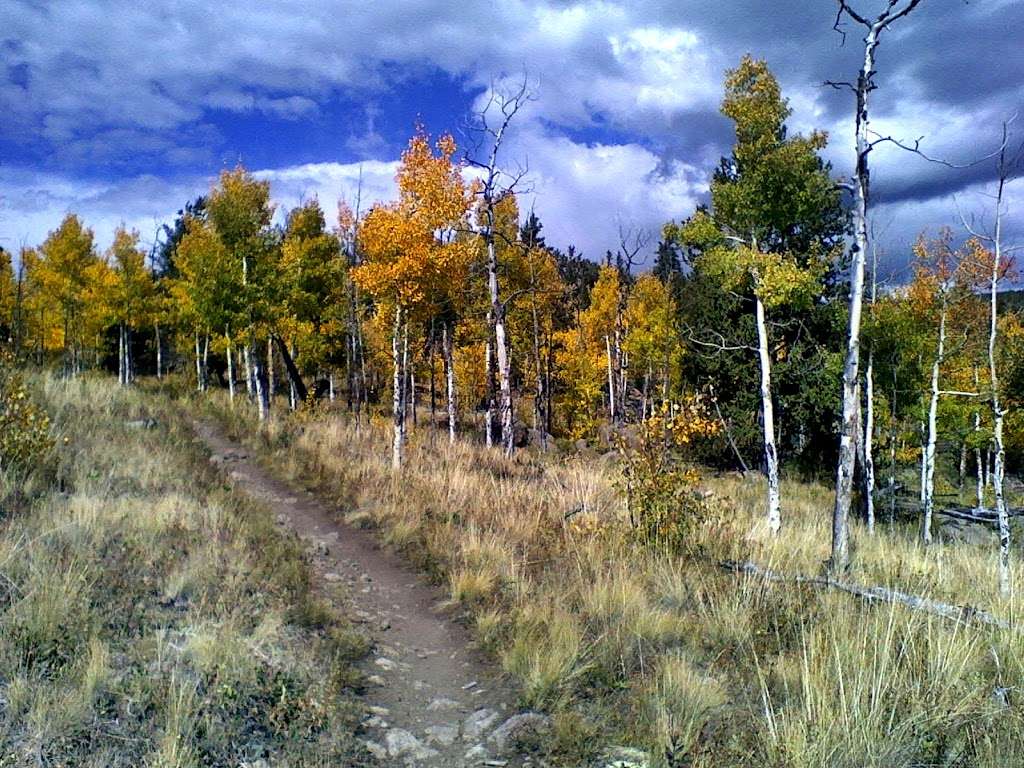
xmin=0 ymin=374 xmax=372 ymax=767
xmin=209 ymin=395 xmax=1024 ymax=767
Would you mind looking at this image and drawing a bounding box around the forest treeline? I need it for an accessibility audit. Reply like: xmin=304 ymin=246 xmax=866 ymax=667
xmin=1 ymin=42 xmax=1021 ymax=587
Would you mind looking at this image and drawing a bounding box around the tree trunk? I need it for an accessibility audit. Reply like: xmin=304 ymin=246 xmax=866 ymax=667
xmin=227 ymin=336 xmax=235 ymax=402
xmin=392 ymin=305 xmax=405 ymax=469
xmin=267 ymin=337 xmax=276 ymax=404
xmin=194 ymin=331 xmax=204 ymax=392
xmin=755 ymin=291 xmax=782 ymax=536
xmin=243 ymin=345 xmax=254 ymax=397
xmin=272 ymin=335 xmax=309 ymax=405
xmin=485 ymin=311 xmax=495 ymax=448
xmin=118 ymin=324 xmax=126 ymax=386
xmin=605 ymin=335 xmax=616 ymax=422
xmin=155 ymin=322 xmax=162 ymax=380
xmin=832 ymin=19 xmax=882 ymax=573
xmin=922 ymin=302 xmax=946 ymax=544
xmin=863 ymin=350 xmax=876 ymax=533
xmin=487 ymin=233 xmax=514 ymax=456
xmin=443 ymin=322 xmax=457 ymax=444
xmin=988 ymin=170 xmax=1011 ymax=596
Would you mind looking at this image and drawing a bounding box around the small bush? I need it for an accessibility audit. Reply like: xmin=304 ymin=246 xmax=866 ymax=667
xmin=618 ymin=399 xmax=719 ymax=553
xmin=0 ymin=356 xmax=54 ymax=477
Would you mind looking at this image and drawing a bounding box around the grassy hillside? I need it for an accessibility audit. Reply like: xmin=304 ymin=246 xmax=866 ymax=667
xmin=209 ymin=396 xmax=1024 ymax=767
xmin=0 ymin=374 xmax=372 ymax=767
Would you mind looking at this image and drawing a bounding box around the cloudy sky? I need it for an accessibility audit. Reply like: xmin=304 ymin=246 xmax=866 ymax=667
xmin=1 ymin=0 xmax=1022 ymax=278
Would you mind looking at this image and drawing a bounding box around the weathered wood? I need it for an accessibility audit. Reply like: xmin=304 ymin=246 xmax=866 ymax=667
xmin=721 ymin=559 xmax=1015 ymax=632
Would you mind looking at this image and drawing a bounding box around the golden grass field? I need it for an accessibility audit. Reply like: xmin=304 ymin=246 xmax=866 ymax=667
xmin=0 ymin=374 xmax=372 ymax=767
xmin=208 ymin=395 xmax=1024 ymax=767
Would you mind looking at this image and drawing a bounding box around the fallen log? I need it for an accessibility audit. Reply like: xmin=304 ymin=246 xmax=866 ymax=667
xmin=936 ymin=506 xmax=1024 ymax=525
xmin=721 ymin=559 xmax=1015 ymax=633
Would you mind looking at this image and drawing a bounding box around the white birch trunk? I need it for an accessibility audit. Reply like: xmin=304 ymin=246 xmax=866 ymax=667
xmin=606 ymin=335 xmax=616 ymax=422
xmin=391 ymin=305 xmax=405 ymax=469
xmin=155 ymin=322 xmax=162 ymax=380
xmin=227 ymin=336 xmax=235 ymax=402
xmin=194 ymin=332 xmax=203 ymax=392
xmin=864 ymin=351 xmax=876 ymax=533
xmin=489 ymin=237 xmax=514 ymax=456
xmin=989 ymin=169 xmax=1011 ymax=595
xmin=755 ymin=291 xmax=781 ymax=535
xmin=243 ymin=345 xmax=254 ymax=397
xmin=443 ymin=323 xmax=457 ymax=444
xmin=922 ymin=303 xmax=947 ymax=544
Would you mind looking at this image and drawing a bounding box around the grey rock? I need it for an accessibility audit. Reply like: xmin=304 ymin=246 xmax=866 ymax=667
xmin=385 ymin=728 xmax=439 ymax=761
xmin=462 ymin=707 xmax=500 ymax=741
xmin=374 ymin=657 xmax=397 ymax=671
xmin=426 ymin=696 xmax=460 ymax=711
xmin=423 ymin=724 xmax=459 ymax=746
xmin=488 ymin=712 xmax=551 ymax=752
xmin=125 ymin=418 xmax=158 ymax=430
xmin=464 ymin=743 xmax=489 ymax=761
xmin=361 ymin=739 xmax=388 ymax=760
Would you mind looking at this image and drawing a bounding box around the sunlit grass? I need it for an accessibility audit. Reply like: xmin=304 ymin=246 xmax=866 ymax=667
xmin=208 ymin=391 xmax=1024 ymax=767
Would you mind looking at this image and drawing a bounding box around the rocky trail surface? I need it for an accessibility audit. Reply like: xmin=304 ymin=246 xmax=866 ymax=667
xmin=192 ymin=420 xmax=551 ymax=767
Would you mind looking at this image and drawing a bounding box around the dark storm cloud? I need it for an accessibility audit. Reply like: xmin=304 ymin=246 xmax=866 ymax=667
xmin=0 ymin=0 xmax=1021 ymax=260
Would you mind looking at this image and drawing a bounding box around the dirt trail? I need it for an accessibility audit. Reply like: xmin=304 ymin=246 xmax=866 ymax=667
xmin=193 ymin=420 xmax=544 ymax=768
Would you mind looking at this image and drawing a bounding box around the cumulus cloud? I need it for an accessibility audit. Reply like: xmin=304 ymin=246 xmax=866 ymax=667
xmin=1 ymin=0 xmax=1022 ymax=263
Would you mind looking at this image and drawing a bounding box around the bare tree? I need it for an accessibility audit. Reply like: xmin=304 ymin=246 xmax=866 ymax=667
xmin=465 ymin=76 xmax=535 ymax=456
xmin=961 ymin=116 xmax=1021 ymax=596
xmin=828 ymin=0 xmax=925 ymax=572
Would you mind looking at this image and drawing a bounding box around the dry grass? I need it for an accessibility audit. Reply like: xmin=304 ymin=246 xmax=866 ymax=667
xmin=0 ymin=374 xmax=373 ymax=767
xmin=208 ymin=395 xmax=1024 ymax=767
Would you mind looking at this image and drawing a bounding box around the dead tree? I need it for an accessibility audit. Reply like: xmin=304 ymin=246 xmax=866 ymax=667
xmin=961 ymin=116 xmax=1022 ymax=596
xmin=828 ymin=0 xmax=925 ymax=573
xmin=465 ymin=77 xmax=535 ymax=456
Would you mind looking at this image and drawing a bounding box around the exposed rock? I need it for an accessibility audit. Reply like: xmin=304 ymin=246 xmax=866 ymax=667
xmin=361 ymin=739 xmax=387 ymax=760
xmin=385 ymin=728 xmax=439 ymax=761
xmin=125 ymin=418 xmax=158 ymax=430
xmin=424 ymin=724 xmax=459 ymax=746
xmin=488 ymin=712 xmax=551 ymax=753
xmin=462 ymin=707 xmax=500 ymax=741
xmin=426 ymin=696 xmax=460 ymax=711
xmin=597 ymin=746 xmax=651 ymax=768
xmin=464 ymin=743 xmax=489 ymax=761
xmin=374 ymin=657 xmax=397 ymax=671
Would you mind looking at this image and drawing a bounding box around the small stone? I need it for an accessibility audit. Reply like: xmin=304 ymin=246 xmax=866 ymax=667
xmin=461 ymin=680 xmax=478 ymax=690
xmin=374 ymin=657 xmax=397 ymax=671
xmin=385 ymin=728 xmax=439 ymax=760
xmin=423 ymin=724 xmax=459 ymax=746
xmin=426 ymin=696 xmax=460 ymax=711
xmin=463 ymin=708 xmax=500 ymax=741
xmin=367 ymin=705 xmax=390 ymax=716
xmin=365 ymin=674 xmax=387 ymax=686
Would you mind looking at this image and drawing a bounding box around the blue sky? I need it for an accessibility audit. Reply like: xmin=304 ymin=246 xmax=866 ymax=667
xmin=2 ymin=0 xmax=1022 ymax=278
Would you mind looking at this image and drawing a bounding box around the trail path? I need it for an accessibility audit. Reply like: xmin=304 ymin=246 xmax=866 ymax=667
xmin=193 ymin=420 xmax=545 ymax=768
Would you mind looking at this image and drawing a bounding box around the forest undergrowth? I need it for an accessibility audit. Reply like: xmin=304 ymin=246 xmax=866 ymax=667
xmin=0 ymin=372 xmax=372 ymax=767
xmin=207 ymin=392 xmax=1024 ymax=767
